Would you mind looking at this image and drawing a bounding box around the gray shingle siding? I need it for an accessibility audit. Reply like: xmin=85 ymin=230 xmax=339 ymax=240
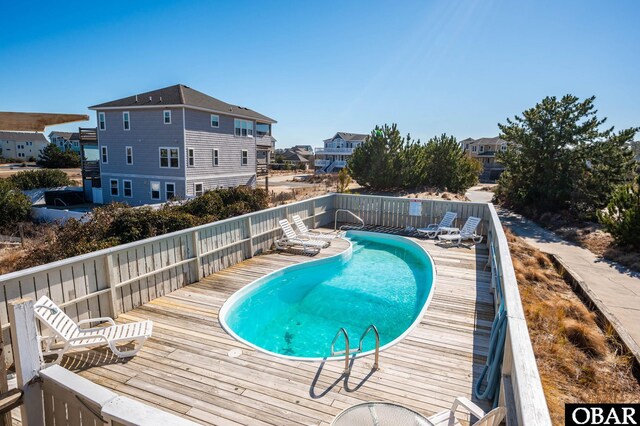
xmin=101 ymin=176 xmax=185 ymax=206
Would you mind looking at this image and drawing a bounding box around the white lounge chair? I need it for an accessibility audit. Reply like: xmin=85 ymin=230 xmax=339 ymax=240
xmin=292 ymin=214 xmax=339 ymax=242
xmin=437 ymin=216 xmax=484 ymax=246
xmin=426 ymin=397 xmax=506 ymax=426
xmin=416 ymin=211 xmax=458 ymax=238
xmin=34 ymin=295 xmax=153 ymax=365
xmin=274 ymin=219 xmax=328 ymax=254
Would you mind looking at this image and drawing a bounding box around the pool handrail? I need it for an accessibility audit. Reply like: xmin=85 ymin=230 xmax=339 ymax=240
xmin=358 ymin=324 xmax=380 ymax=370
xmin=331 ymin=327 xmax=351 ymax=374
xmin=334 ymin=209 xmax=365 ymax=231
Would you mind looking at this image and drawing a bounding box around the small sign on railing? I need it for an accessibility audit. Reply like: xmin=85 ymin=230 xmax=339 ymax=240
xmin=409 ymin=200 xmax=422 ymax=217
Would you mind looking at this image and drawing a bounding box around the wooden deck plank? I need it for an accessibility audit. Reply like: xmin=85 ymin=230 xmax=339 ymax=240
xmin=62 ymin=232 xmax=494 ymax=425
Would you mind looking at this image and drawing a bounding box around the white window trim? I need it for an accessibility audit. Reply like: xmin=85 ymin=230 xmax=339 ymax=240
xmin=241 ymin=149 xmax=248 ymax=166
xmin=234 ymin=119 xmax=254 ymax=138
xmin=110 ymin=179 xmax=119 ymax=197
xmin=480 ymin=145 xmax=484 ymax=152
xmin=98 ymin=112 xmax=106 ymax=131
xmin=101 ymin=146 xmax=108 ymax=164
xmin=165 ymin=182 xmax=176 ymax=200
xmin=125 ymin=146 xmax=133 ymax=165
xmin=213 ymin=149 xmax=219 ymax=166
xmin=194 ymin=182 xmax=204 ymax=197
xmin=123 ymin=179 xmax=133 ymax=198
xmin=159 ymin=146 xmax=180 ymax=169
xmin=163 ymin=110 xmax=171 ymax=124
xmin=150 ymin=181 xmax=161 ymax=200
xmin=187 ymin=148 xmax=195 ymax=167
xmin=210 ymin=114 xmax=219 ymax=128
xmin=123 ymin=111 xmax=130 ymax=131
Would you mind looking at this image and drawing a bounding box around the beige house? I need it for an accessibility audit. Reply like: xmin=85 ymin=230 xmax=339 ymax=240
xmin=0 ymin=131 xmax=50 ymax=161
xmin=461 ymin=136 xmax=509 ymax=181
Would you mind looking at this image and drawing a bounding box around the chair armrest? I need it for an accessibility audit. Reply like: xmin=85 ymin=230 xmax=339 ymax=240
xmin=77 ymin=317 xmax=116 ymax=328
xmin=451 ymin=397 xmax=485 ymax=420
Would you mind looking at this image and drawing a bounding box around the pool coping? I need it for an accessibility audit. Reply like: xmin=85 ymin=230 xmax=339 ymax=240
xmin=217 ymin=230 xmax=437 ymax=363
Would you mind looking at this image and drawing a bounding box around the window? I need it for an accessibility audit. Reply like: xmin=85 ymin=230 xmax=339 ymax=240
xmin=241 ymin=149 xmax=248 ymax=165
xmin=110 ymin=179 xmax=119 ymax=196
xmin=101 ymin=146 xmax=108 ymax=163
xmin=187 ymin=148 xmax=195 ymax=167
xmin=210 ymin=114 xmax=219 ymax=128
xmin=166 ymin=182 xmax=175 ymax=200
xmin=213 ymin=149 xmax=219 ymax=166
xmin=480 ymin=145 xmax=484 ymax=153
xmin=159 ymin=147 xmax=179 ymax=168
xmin=163 ymin=110 xmax=171 ymax=124
xmin=471 ymin=145 xmax=477 ymax=152
xmin=501 ymin=144 xmax=507 ymax=152
xmin=194 ymin=183 xmax=204 ymax=197
xmin=256 ymin=123 xmax=270 ymax=137
xmin=123 ymin=111 xmax=130 ymax=130
xmin=123 ymin=180 xmax=132 ymax=198
xmin=234 ymin=119 xmax=253 ymax=137
xmin=150 ymin=181 xmax=161 ymax=200
xmin=98 ymin=112 xmax=106 ymax=130
xmin=125 ymin=146 xmax=133 ymax=165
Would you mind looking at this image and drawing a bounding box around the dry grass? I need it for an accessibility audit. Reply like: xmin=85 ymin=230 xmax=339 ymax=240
xmin=506 ymin=229 xmax=640 ymax=425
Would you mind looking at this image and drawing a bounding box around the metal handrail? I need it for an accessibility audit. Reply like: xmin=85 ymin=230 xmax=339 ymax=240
xmin=334 ymin=209 xmax=365 ymax=231
xmin=331 ymin=328 xmax=351 ymax=374
xmin=358 ymin=324 xmax=380 ymax=370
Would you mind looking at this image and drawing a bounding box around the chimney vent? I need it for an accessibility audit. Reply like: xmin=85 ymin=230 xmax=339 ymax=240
xmin=149 ymin=96 xmax=152 ymax=102
xmin=135 ymin=95 xmax=138 ymax=103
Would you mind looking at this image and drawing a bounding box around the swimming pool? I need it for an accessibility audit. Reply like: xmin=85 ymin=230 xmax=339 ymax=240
xmin=219 ymin=231 xmax=436 ymax=360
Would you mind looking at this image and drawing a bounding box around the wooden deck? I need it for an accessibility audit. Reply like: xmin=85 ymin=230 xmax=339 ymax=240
xmin=59 ymin=231 xmax=494 ymax=425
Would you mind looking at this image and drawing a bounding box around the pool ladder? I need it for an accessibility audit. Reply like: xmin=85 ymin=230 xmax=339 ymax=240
xmin=330 ymin=324 xmax=380 ymax=375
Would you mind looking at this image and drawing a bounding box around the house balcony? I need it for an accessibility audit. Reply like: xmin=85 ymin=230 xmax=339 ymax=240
xmin=315 ymin=147 xmax=354 ymax=155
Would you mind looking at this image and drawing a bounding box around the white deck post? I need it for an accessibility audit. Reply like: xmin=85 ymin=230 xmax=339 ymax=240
xmin=245 ymin=217 xmax=254 ymax=258
xmin=104 ymin=254 xmax=119 ymax=318
xmin=190 ymin=230 xmax=203 ymax=280
xmin=9 ymin=298 xmax=44 ymax=426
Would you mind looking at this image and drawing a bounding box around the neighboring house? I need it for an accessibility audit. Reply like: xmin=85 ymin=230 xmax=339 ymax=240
xmin=315 ymin=132 xmax=368 ymax=173
xmin=279 ymin=149 xmax=309 ymax=170
xmin=48 ymin=131 xmax=81 ymax=153
xmin=89 ymin=84 xmax=276 ymax=206
xmin=292 ymin=144 xmax=313 ymax=154
xmin=0 ymin=131 xmax=49 ymax=160
xmin=461 ymin=136 xmax=510 ymax=181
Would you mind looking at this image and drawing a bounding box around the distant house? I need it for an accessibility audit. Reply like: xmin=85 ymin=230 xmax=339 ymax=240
xmin=89 ymin=84 xmax=276 ymax=206
xmin=279 ymin=149 xmax=310 ymax=170
xmin=0 ymin=131 xmax=49 ymax=160
xmin=461 ymin=137 xmax=510 ymax=181
xmin=315 ymin=132 xmax=368 ymax=173
xmin=49 ymin=131 xmax=81 ymax=153
xmin=292 ymin=144 xmax=313 ymax=154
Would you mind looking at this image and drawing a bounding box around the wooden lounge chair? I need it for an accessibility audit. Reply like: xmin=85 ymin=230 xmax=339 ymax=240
xmin=416 ymin=211 xmax=458 ymax=238
xmin=426 ymin=397 xmax=506 ymax=426
xmin=437 ymin=216 xmax=483 ymax=246
xmin=34 ymin=295 xmax=153 ymax=365
xmin=291 ymin=214 xmax=339 ymax=242
xmin=274 ymin=219 xmax=328 ymax=254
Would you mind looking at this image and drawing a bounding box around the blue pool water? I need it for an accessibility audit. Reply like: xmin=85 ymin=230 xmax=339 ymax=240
xmin=219 ymin=231 xmax=435 ymax=359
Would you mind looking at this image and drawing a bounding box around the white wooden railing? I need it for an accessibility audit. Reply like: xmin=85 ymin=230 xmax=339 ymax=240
xmin=0 ymin=193 xmax=551 ymax=426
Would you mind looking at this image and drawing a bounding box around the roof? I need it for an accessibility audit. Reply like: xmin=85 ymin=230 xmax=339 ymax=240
xmin=334 ymin=132 xmax=368 ymax=142
xmin=463 ymin=136 xmax=508 ymax=145
xmin=290 ymin=146 xmax=313 ymax=156
xmin=49 ymin=131 xmax=80 ymax=140
xmin=281 ymin=150 xmax=309 ymax=162
xmin=0 ymin=131 xmax=49 ymax=143
xmin=89 ymin=84 xmax=276 ymax=123
xmin=0 ymin=112 xmax=89 ymax=132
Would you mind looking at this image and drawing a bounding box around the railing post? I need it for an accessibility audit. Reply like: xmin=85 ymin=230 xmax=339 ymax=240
xmin=190 ymin=230 xmax=203 ymax=281
xmin=104 ymin=254 xmax=118 ymax=318
xmin=245 ymin=217 xmax=254 ymax=259
xmin=377 ymin=197 xmax=383 ymax=226
xmin=9 ymin=298 xmax=44 ymax=426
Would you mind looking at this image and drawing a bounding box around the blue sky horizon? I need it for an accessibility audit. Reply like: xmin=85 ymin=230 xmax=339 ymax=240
xmin=1 ymin=0 xmax=638 ymax=148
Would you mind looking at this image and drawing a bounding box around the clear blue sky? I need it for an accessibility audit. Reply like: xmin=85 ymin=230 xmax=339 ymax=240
xmin=1 ymin=0 xmax=638 ymax=148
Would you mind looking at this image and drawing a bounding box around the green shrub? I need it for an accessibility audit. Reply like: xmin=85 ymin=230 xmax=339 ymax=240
xmin=422 ymin=134 xmax=481 ymax=193
xmin=37 ymin=144 xmax=81 ymax=168
xmin=8 ymin=169 xmax=75 ymax=190
xmin=0 ymin=180 xmax=32 ymax=229
xmin=598 ymin=176 xmax=640 ymax=249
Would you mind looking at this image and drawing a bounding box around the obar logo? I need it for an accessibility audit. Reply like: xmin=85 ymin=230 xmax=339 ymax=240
xmin=566 ymin=404 xmax=639 ymax=426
